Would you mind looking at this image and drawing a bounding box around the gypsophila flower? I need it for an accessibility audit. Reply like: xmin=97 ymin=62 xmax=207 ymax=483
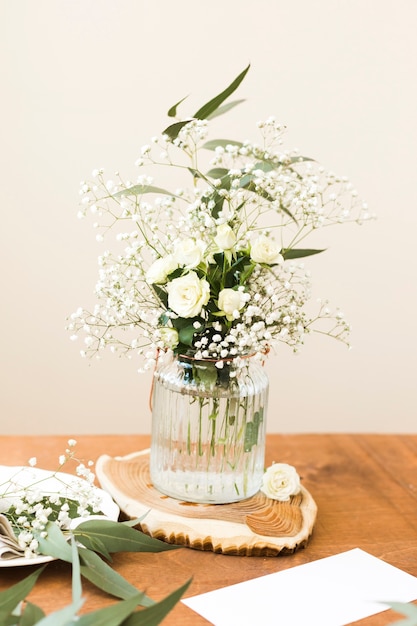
xmin=0 ymin=440 xmax=106 ymax=559
xmin=68 ymin=66 xmax=373 ymax=372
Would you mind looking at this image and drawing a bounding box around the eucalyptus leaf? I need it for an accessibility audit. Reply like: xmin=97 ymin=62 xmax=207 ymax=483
xmin=76 ymin=534 xmax=112 ymax=561
xmin=73 ymin=593 xmax=146 ymax=626
xmin=121 ymin=579 xmax=191 ymax=626
xmin=387 ymin=601 xmax=417 ymax=625
xmin=206 ymin=99 xmax=246 ymax=120
xmin=162 ymin=120 xmax=192 ymax=141
xmin=34 ymin=598 xmax=84 ymax=626
xmin=113 ymin=185 xmax=177 ymax=199
xmin=71 ymin=536 xmax=82 ymax=605
xmin=167 ymin=95 xmax=188 ymax=118
xmin=193 ymin=64 xmax=250 ymax=121
xmin=205 ymin=167 xmax=230 ymax=179
xmin=120 ymin=517 xmax=147 ymax=528
xmin=78 ymin=548 xmax=154 ymax=606
xmin=20 ymin=602 xmax=46 ymax=626
xmin=282 ymin=248 xmax=326 ymax=260
xmin=36 ymin=522 xmax=73 ymax=562
xmin=0 ymin=567 xmax=45 ymax=616
xmin=162 ymin=65 xmax=250 ymax=141
xmin=74 ymin=519 xmax=179 ymax=554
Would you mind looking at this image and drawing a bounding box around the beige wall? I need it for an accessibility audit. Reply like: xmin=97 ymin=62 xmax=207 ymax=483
xmin=1 ymin=0 xmax=416 ymax=434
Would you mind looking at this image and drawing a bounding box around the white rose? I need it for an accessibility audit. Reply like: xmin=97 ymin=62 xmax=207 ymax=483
xmin=250 ymin=235 xmax=283 ymax=265
xmin=158 ymin=327 xmax=179 ymax=349
xmin=218 ymin=288 xmax=246 ymax=321
xmin=214 ymin=224 xmax=236 ymax=251
xmin=167 ymin=271 xmax=210 ymax=318
xmin=146 ymin=254 xmax=178 ymax=284
xmin=174 ymin=238 xmax=205 ymax=269
xmin=260 ymin=463 xmax=301 ymax=501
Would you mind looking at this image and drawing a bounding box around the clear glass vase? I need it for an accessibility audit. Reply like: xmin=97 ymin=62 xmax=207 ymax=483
xmin=150 ymin=353 xmax=269 ymax=504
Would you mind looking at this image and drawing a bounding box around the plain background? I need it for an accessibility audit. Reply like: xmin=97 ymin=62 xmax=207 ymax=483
xmin=1 ymin=0 xmax=416 ymax=435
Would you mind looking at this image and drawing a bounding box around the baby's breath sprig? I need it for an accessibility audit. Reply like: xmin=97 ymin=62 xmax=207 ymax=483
xmin=0 ymin=439 xmax=103 ymax=559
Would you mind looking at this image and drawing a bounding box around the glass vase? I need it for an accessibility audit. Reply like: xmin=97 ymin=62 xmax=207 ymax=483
xmin=150 ymin=353 xmax=269 ymax=504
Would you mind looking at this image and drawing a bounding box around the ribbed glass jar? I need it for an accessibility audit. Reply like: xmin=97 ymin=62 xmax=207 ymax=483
xmin=150 ymin=354 xmax=269 ymax=504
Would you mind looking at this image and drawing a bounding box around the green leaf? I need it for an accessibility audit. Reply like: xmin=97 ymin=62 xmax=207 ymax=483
xmin=0 ymin=567 xmax=45 ymax=616
xmin=78 ymin=548 xmax=154 ymax=606
xmin=193 ymin=362 xmax=218 ymax=389
xmin=167 ymin=95 xmax=188 ymax=118
xmin=387 ymin=601 xmax=417 ymax=625
xmin=122 ymin=579 xmax=192 ymax=626
xmin=71 ymin=536 xmax=82 ymax=605
xmin=74 ymin=593 xmax=146 ymax=626
xmin=178 ymin=325 xmax=195 ymax=347
xmin=205 ymin=167 xmax=230 ymax=179
xmin=163 ymin=66 xmax=249 ymax=141
xmin=162 ymin=120 xmax=192 ymax=141
xmin=282 ymin=248 xmax=326 ymax=260
xmin=151 ymin=284 xmax=168 ymax=308
xmin=202 ymin=139 xmax=244 ymax=151
xmin=113 ymin=185 xmax=177 ymax=199
xmin=20 ymin=602 xmax=46 ymax=626
xmin=206 ymin=99 xmax=246 ymax=120
xmin=74 ymin=519 xmax=178 ymax=554
xmin=35 ymin=598 xmax=84 ymax=626
xmin=193 ymin=64 xmax=250 ymax=120
xmin=36 ymin=522 xmax=73 ymax=562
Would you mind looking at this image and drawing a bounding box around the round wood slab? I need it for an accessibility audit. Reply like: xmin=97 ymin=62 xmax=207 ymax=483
xmin=96 ymin=449 xmax=317 ymax=557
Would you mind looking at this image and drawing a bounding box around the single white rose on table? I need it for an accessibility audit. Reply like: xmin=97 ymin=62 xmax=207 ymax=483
xmin=218 ymin=288 xmax=247 ymax=321
xmin=174 ymin=238 xmax=205 ymax=269
xmin=250 ymin=235 xmax=284 ymax=265
xmin=260 ymin=462 xmax=301 ymax=501
xmin=167 ymin=271 xmax=210 ymax=318
xmin=146 ymin=254 xmax=178 ymax=285
xmin=214 ymin=224 xmax=237 ymax=251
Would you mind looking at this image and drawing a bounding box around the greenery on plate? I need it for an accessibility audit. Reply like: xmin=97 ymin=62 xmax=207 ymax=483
xmin=0 ymin=443 xmax=190 ymax=625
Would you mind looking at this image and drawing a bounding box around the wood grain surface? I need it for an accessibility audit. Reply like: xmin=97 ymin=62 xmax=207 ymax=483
xmin=0 ymin=434 xmax=417 ymax=625
xmin=96 ymin=449 xmax=317 ymax=556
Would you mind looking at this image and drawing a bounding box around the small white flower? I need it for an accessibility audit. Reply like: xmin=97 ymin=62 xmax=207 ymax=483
xmin=260 ymin=463 xmax=301 ymax=501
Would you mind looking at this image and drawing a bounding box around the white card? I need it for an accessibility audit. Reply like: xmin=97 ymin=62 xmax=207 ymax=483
xmin=182 ymin=548 xmax=417 ymax=626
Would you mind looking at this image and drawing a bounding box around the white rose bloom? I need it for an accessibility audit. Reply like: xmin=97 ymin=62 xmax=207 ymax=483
xmin=174 ymin=238 xmax=205 ymax=269
xmin=260 ymin=463 xmax=301 ymax=501
xmin=145 ymin=254 xmax=178 ymax=284
xmin=159 ymin=327 xmax=179 ymax=349
xmin=214 ymin=224 xmax=236 ymax=250
xmin=218 ymin=288 xmax=246 ymax=321
xmin=167 ymin=271 xmax=210 ymax=318
xmin=250 ymin=235 xmax=284 ymax=265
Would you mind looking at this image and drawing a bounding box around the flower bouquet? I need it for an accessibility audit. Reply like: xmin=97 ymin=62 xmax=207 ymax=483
xmin=69 ymin=65 xmax=372 ymax=503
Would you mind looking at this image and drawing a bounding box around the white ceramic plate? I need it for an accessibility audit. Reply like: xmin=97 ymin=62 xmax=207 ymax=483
xmin=0 ymin=465 xmax=119 ymax=567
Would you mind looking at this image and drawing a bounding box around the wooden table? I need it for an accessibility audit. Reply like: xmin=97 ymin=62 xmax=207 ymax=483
xmin=1 ymin=434 xmax=416 ymax=625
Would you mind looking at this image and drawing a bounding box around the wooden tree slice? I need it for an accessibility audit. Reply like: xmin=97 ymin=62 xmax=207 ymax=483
xmin=96 ymin=449 xmax=317 ymax=557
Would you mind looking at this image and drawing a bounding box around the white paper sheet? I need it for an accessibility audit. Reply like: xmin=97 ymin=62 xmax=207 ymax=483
xmin=182 ymin=548 xmax=417 ymax=626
